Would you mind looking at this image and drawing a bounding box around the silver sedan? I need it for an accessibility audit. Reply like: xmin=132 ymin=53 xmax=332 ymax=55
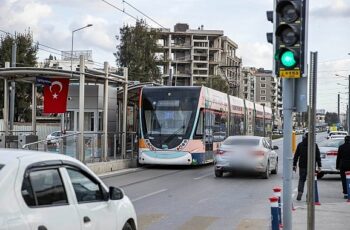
xmin=214 ymin=136 xmax=279 ymax=179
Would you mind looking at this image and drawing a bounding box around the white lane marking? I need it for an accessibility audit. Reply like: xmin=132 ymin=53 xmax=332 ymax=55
xmin=193 ymin=173 xmax=213 ymax=180
xmin=131 ymin=189 xmax=168 ymax=202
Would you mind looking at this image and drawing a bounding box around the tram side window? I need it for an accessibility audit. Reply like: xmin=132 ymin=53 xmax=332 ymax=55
xmin=213 ymin=111 xmax=227 ymax=142
xmin=231 ymin=114 xmax=244 ymax=136
xmin=255 ymin=117 xmax=264 ymax=137
xmin=195 ymin=110 xmax=204 ymax=139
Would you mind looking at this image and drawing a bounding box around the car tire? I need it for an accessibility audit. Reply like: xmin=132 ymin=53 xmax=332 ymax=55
xmin=262 ymin=161 xmax=270 ymax=179
xmin=122 ymin=222 xmax=134 ymax=230
xmin=271 ymin=160 xmax=278 ymax=175
xmin=317 ymin=172 xmax=325 ymax=179
xmin=215 ymin=169 xmax=223 ymax=177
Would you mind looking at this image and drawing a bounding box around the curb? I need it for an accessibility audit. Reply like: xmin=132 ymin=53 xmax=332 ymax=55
xmin=99 ymin=167 xmax=145 ymax=179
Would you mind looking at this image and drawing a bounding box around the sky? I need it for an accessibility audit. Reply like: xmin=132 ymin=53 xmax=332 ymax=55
xmin=0 ymin=0 xmax=350 ymax=113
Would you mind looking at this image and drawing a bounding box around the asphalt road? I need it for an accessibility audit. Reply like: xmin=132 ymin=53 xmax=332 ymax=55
xmin=102 ymin=132 xmax=344 ymax=230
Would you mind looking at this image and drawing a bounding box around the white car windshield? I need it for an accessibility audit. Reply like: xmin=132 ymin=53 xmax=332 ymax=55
xmin=223 ymin=138 xmax=260 ymax=146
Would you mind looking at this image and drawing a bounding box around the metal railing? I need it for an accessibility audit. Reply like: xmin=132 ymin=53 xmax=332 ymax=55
xmin=21 ymin=131 xmax=138 ymax=163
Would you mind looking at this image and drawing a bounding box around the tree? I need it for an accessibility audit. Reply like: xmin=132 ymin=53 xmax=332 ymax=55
xmin=0 ymin=30 xmax=38 ymax=121
xmin=202 ymin=75 xmax=229 ymax=93
xmin=115 ymin=20 xmax=160 ymax=82
xmin=325 ymin=112 xmax=339 ymax=125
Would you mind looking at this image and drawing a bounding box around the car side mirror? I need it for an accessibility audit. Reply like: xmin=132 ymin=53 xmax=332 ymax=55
xmin=273 ymin=146 xmax=279 ymax=150
xmin=109 ymin=186 xmax=124 ymax=200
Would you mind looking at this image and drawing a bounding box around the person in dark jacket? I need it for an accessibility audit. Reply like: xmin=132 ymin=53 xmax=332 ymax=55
xmin=336 ymin=135 xmax=350 ymax=198
xmin=293 ymin=133 xmax=322 ymax=201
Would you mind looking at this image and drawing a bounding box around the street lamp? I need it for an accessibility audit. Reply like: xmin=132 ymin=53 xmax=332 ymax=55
xmin=71 ymin=24 xmax=93 ymax=73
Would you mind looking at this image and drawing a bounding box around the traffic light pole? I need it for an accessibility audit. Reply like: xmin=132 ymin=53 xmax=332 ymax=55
xmin=282 ymin=78 xmax=294 ymax=230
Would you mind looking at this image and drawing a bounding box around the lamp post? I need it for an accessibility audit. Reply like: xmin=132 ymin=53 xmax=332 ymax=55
xmin=71 ymin=24 xmax=93 ymax=73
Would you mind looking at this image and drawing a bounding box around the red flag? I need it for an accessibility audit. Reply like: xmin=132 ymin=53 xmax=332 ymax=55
xmin=43 ymin=78 xmax=70 ymax=113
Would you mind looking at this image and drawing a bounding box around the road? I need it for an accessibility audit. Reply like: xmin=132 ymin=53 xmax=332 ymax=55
xmin=102 ymin=132 xmax=344 ymax=230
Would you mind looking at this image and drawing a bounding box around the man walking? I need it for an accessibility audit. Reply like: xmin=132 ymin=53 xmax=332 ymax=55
xmin=336 ymin=135 xmax=350 ymax=198
xmin=293 ymin=133 xmax=322 ymax=201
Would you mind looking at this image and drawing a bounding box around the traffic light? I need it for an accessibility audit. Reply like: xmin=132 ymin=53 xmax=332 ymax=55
xmin=274 ymin=0 xmax=306 ymax=78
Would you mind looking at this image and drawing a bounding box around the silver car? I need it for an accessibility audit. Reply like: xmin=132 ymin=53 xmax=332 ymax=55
xmin=318 ymin=137 xmax=344 ymax=179
xmin=214 ymin=136 xmax=279 ymax=179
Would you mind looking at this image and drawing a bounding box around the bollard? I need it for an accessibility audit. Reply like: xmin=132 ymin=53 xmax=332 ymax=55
xmin=346 ymin=171 xmax=350 ymax=202
xmin=314 ymin=173 xmax=321 ymax=205
xmin=269 ymin=196 xmax=280 ymax=230
xmin=292 ymin=130 xmax=296 ymax=154
xmin=273 ymin=186 xmax=282 ymax=228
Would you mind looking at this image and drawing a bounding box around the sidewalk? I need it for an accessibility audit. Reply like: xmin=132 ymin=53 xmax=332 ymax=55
xmin=292 ymin=202 xmax=350 ymax=229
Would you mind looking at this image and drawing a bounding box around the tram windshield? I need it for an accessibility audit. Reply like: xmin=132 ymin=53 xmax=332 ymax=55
xmin=141 ymin=87 xmax=201 ymax=149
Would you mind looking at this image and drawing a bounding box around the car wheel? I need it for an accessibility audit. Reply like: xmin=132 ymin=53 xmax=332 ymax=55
xmin=317 ymin=172 xmax=325 ymax=179
xmin=215 ymin=169 xmax=223 ymax=177
xmin=122 ymin=222 xmax=134 ymax=230
xmin=271 ymin=160 xmax=278 ymax=175
xmin=262 ymin=161 xmax=270 ymax=179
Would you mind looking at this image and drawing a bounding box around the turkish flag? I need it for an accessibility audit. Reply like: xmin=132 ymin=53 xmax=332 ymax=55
xmin=43 ymin=78 xmax=70 ymax=113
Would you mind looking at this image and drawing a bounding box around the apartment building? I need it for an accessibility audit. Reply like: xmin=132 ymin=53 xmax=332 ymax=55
xmin=156 ymin=23 xmax=241 ymax=92
xmin=240 ymin=67 xmax=256 ymax=101
xmin=240 ymin=67 xmax=282 ymax=129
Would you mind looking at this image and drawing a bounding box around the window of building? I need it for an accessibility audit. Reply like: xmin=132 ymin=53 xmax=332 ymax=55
xmin=260 ymin=83 xmax=266 ymax=88
xmin=260 ymin=90 xmax=266 ymax=95
xmin=261 ymin=77 xmax=266 ymax=81
xmin=260 ymin=96 xmax=266 ymax=101
xmin=22 ymin=169 xmax=68 ymax=207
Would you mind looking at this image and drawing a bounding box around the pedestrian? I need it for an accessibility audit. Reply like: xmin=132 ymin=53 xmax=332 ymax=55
xmin=293 ymin=132 xmax=322 ymax=201
xmin=336 ymin=135 xmax=350 ymax=199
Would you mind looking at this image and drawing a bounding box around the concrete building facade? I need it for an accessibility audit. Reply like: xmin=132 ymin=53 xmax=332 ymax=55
xmin=156 ymin=23 xmax=242 ymax=94
xmin=240 ymin=67 xmax=282 ymax=129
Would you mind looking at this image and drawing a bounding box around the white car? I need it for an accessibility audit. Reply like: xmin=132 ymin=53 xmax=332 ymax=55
xmin=214 ymin=136 xmax=279 ymax=179
xmin=327 ymin=131 xmax=348 ymax=139
xmin=46 ymin=131 xmax=62 ymax=144
xmin=0 ymin=150 xmax=137 ymax=230
xmin=318 ymin=138 xmax=344 ymax=179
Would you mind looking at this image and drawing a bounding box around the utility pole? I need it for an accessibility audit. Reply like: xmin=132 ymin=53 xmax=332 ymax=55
xmin=10 ymin=37 xmax=16 ymax=132
xmin=348 ymin=75 xmax=350 ymax=132
xmin=338 ymin=93 xmax=340 ymax=124
xmin=307 ymin=51 xmax=318 ymax=230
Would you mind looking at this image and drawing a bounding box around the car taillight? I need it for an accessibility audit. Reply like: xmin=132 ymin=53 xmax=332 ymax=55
xmin=326 ymin=150 xmax=338 ymax=156
xmin=216 ymin=150 xmax=225 ymax=155
xmin=253 ymin=150 xmax=265 ymax=156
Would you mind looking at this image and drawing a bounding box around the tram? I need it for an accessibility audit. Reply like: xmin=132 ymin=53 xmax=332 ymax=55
xmin=138 ymin=86 xmax=272 ymax=165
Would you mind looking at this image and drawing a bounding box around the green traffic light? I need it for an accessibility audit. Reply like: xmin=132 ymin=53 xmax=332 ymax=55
xmin=280 ymin=50 xmax=296 ymax=67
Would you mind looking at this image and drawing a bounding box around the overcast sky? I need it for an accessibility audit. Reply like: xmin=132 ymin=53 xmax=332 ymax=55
xmin=1 ymin=0 xmax=350 ymax=113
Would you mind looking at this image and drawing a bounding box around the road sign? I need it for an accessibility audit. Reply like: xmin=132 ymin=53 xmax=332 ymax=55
xmin=35 ymin=77 xmax=51 ymax=86
xmin=279 ymin=69 xmax=301 ymax=78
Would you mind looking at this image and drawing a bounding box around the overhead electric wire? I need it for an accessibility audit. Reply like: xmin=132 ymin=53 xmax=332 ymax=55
xmin=101 ymin=0 xmax=138 ymax=21
xmin=122 ymin=0 xmax=166 ymax=29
